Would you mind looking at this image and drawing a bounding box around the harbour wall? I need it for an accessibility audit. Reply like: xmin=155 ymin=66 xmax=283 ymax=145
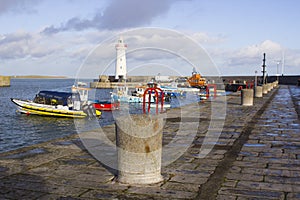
xmin=90 ymin=75 xmax=300 ymax=89
xmin=221 ymin=75 xmax=300 ymax=85
xmin=0 ymin=76 xmax=10 ymax=87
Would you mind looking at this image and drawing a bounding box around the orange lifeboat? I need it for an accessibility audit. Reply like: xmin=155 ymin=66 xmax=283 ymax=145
xmin=187 ymin=68 xmax=207 ymax=88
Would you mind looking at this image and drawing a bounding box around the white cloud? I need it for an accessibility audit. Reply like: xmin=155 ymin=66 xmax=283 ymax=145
xmin=0 ymin=28 xmax=299 ymax=77
xmin=206 ymin=40 xmax=300 ymax=75
xmin=192 ymin=32 xmax=227 ymax=45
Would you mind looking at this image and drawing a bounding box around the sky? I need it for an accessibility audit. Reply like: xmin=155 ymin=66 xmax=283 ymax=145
xmin=0 ymin=0 xmax=299 ymax=78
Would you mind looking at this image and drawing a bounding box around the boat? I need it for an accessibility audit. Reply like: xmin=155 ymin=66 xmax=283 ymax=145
xmin=160 ymin=82 xmax=187 ymax=98
xmin=112 ymin=85 xmax=153 ymax=103
xmin=92 ymin=100 xmax=120 ymax=111
xmin=187 ymin=67 xmax=207 ymax=89
xmin=112 ymin=82 xmax=171 ymax=103
xmin=77 ymin=81 xmax=88 ymax=87
xmin=11 ymin=90 xmax=101 ymax=118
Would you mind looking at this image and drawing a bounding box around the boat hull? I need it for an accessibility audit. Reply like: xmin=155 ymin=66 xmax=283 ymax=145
xmin=11 ymin=98 xmax=89 ymax=118
xmin=93 ymin=101 xmax=120 ymax=111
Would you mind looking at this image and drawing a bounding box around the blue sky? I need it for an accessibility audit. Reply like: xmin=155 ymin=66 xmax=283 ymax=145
xmin=0 ymin=0 xmax=299 ymax=77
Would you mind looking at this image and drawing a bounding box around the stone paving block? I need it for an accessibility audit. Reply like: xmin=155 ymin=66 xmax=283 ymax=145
xmin=237 ymin=180 xmax=296 ymax=193
xmin=46 ymin=177 xmax=129 ymax=192
xmin=287 ymin=192 xmax=300 ymax=200
xmin=37 ymin=193 xmax=65 ymax=200
xmin=232 ymin=161 xmax=267 ymax=168
xmin=218 ymin=187 xmax=285 ymax=199
xmin=216 ymin=194 xmax=237 ymax=200
xmin=2 ymin=177 xmax=88 ymax=196
xmin=265 ymin=175 xmax=300 ymax=185
xmin=226 ymin=172 xmax=264 ymax=182
xmin=127 ymin=186 xmax=197 ymax=199
xmin=161 ymin=181 xmax=200 ymax=192
xmin=222 ymin=179 xmax=238 ymax=187
xmin=268 ymin=163 xmax=300 ymax=170
xmin=0 ymin=188 xmax=46 ymax=200
xmin=170 ymin=174 xmax=208 ymax=184
xmin=80 ymin=190 xmax=119 ymax=199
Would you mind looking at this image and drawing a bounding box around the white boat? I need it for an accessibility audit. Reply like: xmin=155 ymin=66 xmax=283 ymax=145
xmin=77 ymin=81 xmax=88 ymax=86
xmin=112 ymin=85 xmax=156 ymax=103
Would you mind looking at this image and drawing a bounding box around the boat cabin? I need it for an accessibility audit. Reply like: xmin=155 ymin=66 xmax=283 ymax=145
xmin=33 ymin=91 xmax=81 ymax=108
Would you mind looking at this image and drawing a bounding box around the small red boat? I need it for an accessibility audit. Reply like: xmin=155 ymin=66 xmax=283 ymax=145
xmin=93 ymin=100 xmax=120 ymax=111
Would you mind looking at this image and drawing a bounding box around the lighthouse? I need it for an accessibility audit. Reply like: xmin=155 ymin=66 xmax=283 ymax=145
xmin=115 ymin=36 xmax=127 ymax=80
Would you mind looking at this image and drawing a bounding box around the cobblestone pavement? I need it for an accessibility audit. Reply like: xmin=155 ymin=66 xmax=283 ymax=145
xmin=0 ymin=85 xmax=298 ymax=199
xmin=217 ymin=85 xmax=300 ymax=200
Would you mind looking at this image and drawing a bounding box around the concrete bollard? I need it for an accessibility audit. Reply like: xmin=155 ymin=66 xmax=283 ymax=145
xmin=241 ymin=89 xmax=254 ymax=106
xmin=115 ymin=114 xmax=163 ymax=184
xmin=254 ymin=86 xmax=263 ymax=98
xmin=262 ymin=84 xmax=268 ymax=94
xmin=267 ymin=83 xmax=272 ymax=92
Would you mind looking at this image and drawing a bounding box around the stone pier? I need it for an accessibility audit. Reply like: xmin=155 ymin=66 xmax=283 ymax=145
xmin=0 ymin=85 xmax=300 ymax=199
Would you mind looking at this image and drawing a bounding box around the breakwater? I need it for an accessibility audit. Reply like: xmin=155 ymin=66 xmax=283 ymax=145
xmin=90 ymin=75 xmax=300 ymax=89
xmin=1 ymin=85 xmax=300 ymax=199
xmin=0 ymin=76 xmax=10 ymax=87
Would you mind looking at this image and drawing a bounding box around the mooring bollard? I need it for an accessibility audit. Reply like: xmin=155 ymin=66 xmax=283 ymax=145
xmin=254 ymin=86 xmax=263 ymax=98
xmin=241 ymin=89 xmax=253 ymax=106
xmin=262 ymin=84 xmax=268 ymax=94
xmin=267 ymin=83 xmax=272 ymax=92
xmin=115 ymin=114 xmax=163 ymax=184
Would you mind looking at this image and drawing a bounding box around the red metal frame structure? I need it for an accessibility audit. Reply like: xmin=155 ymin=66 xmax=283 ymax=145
xmin=206 ymin=84 xmax=217 ymax=99
xmin=142 ymin=87 xmax=164 ymax=114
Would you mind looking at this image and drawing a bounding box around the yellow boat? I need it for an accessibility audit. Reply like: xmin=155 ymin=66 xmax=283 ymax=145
xmin=11 ymin=90 xmax=101 ymax=118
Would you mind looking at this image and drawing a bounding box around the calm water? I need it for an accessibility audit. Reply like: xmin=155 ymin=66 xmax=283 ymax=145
xmin=0 ymin=79 xmax=117 ymax=153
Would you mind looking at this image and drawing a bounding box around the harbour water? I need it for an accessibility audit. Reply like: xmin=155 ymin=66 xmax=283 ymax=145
xmin=0 ymin=79 xmax=76 ymax=153
xmin=0 ymin=79 xmax=201 ymax=153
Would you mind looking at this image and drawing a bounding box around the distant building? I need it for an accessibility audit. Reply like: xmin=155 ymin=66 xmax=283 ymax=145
xmin=155 ymin=75 xmax=172 ymax=82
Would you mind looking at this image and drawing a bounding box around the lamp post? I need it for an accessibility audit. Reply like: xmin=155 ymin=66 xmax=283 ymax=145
xmin=255 ymin=70 xmax=258 ymax=87
xmin=275 ymin=60 xmax=281 ymax=82
xmin=276 ymin=60 xmax=281 ymax=82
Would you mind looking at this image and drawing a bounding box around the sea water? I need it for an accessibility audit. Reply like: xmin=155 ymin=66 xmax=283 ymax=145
xmin=0 ymin=79 xmax=117 ymax=153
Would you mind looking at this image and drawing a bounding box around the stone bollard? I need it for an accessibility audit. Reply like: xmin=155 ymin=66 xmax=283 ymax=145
xmin=115 ymin=114 xmax=164 ymax=184
xmin=254 ymin=86 xmax=263 ymax=98
xmin=262 ymin=84 xmax=268 ymax=94
xmin=241 ymin=89 xmax=254 ymax=106
xmin=267 ymin=83 xmax=272 ymax=92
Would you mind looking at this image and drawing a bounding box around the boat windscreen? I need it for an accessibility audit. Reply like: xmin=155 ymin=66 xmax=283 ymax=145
xmin=36 ymin=91 xmax=80 ymax=106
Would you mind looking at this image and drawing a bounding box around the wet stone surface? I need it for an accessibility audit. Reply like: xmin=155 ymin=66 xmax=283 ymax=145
xmin=0 ymin=85 xmax=299 ymax=199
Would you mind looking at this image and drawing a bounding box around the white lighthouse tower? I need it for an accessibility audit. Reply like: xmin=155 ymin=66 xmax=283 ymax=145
xmin=115 ymin=36 xmax=127 ymax=80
